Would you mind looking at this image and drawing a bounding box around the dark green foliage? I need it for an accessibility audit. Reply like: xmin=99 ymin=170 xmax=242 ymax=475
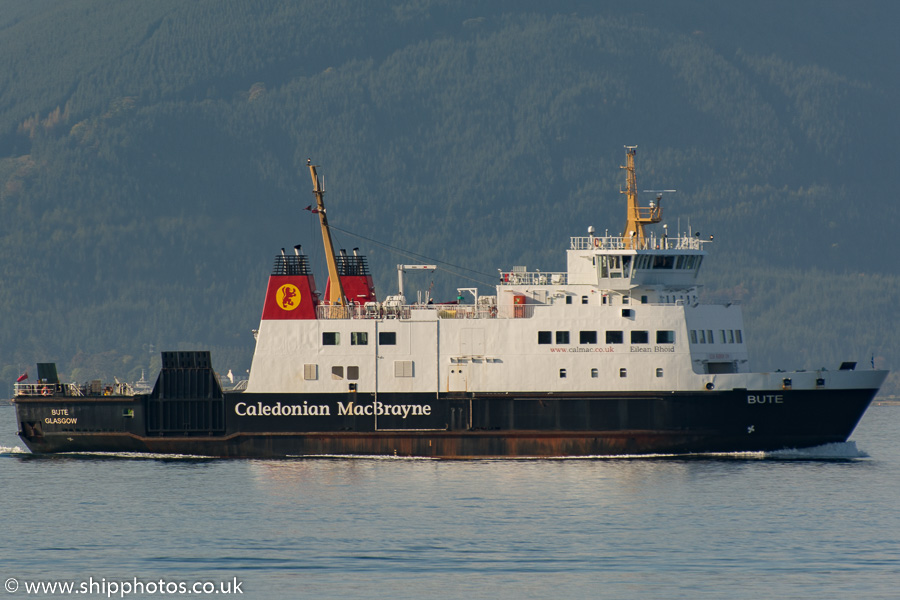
xmin=1 ymin=0 xmax=898 ymax=394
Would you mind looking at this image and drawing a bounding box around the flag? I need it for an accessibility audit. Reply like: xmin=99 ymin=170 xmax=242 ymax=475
xmin=304 ymin=205 xmax=320 ymax=214
xmin=16 ymin=371 xmax=27 ymax=382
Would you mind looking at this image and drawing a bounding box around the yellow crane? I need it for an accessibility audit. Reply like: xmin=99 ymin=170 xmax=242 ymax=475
xmin=308 ymin=161 xmax=347 ymax=307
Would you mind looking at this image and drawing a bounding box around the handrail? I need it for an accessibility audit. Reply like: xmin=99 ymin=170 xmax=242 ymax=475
xmin=316 ymin=303 xmax=534 ymax=320
xmin=570 ymin=235 xmax=706 ymax=251
xmin=499 ymin=271 xmax=567 ymax=286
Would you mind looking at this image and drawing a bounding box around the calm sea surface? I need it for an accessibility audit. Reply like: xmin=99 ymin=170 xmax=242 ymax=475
xmin=1 ymin=403 xmax=898 ymax=599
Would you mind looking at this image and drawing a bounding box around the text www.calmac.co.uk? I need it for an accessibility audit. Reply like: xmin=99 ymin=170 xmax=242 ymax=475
xmin=5 ymin=577 xmax=243 ymax=597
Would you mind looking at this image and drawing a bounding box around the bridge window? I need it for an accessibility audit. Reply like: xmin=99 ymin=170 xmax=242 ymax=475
xmin=323 ymin=332 xmax=340 ymax=346
xmin=351 ymin=332 xmax=368 ymax=345
xmin=657 ymin=330 xmax=676 ymax=344
xmin=580 ymin=331 xmax=597 ymax=344
xmin=653 ymin=255 xmax=675 ymax=269
xmin=538 ymin=331 xmax=552 ymax=344
xmin=379 ymin=331 xmax=396 ymax=345
xmin=631 ymin=331 xmax=649 ymax=344
xmin=690 ymin=330 xmax=698 ymax=344
xmin=736 ymin=330 xmax=743 ymax=343
xmin=606 ymin=331 xmax=623 ymax=344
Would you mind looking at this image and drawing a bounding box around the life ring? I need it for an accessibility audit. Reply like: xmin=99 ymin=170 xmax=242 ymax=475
xmin=41 ymin=386 xmax=52 ymax=396
xmin=593 ymin=237 xmax=601 ymax=248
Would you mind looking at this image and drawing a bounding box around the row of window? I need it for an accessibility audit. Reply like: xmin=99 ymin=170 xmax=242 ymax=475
xmin=689 ymin=329 xmax=743 ymax=344
xmin=538 ymin=330 xmax=676 ymax=344
xmin=323 ymin=331 xmax=397 ymax=346
xmin=303 ymin=360 xmax=415 ymax=381
xmin=632 ymin=254 xmax=702 ymax=271
xmin=561 ymin=367 xmax=664 ymax=378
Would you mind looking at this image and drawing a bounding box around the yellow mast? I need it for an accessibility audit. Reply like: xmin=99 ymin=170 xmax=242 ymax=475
xmin=620 ymin=145 xmax=662 ymax=249
xmin=308 ymin=162 xmax=346 ymax=306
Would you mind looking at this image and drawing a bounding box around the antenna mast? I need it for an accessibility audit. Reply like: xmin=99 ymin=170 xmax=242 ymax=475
xmin=620 ymin=146 xmax=664 ymax=249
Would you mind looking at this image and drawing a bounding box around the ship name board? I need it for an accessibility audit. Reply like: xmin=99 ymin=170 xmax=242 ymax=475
xmin=747 ymin=395 xmax=783 ymax=404
xmin=234 ymin=400 xmax=433 ymax=419
xmin=44 ymin=407 xmax=77 ymax=425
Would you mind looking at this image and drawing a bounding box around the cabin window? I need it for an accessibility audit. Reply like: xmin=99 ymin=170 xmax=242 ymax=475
xmin=394 ymin=361 xmax=414 ymax=377
xmin=556 ymin=331 xmax=570 ymax=344
xmin=565 ymin=296 xmax=573 ymax=304
xmin=580 ymin=331 xmax=597 ymax=344
xmin=303 ymin=364 xmax=318 ymax=380
xmin=332 ymin=366 xmax=344 ymax=380
xmin=347 ymin=366 xmax=360 ymax=380
xmin=728 ymin=330 xmax=735 ymax=343
xmin=619 ymin=368 xmax=627 ymax=378
xmin=719 ymin=330 xmax=726 ymax=344
xmin=707 ymin=330 xmax=714 ymax=344
xmin=379 ymin=331 xmax=396 ymax=345
xmin=656 ymin=368 xmax=664 ymax=378
xmin=641 ymin=295 xmax=648 ymax=304
xmin=606 ymin=331 xmax=624 ymax=344
xmin=351 ymin=332 xmax=368 ymax=345
xmin=736 ymin=330 xmax=743 ymax=343
xmin=559 ymin=369 xmax=567 ymax=378
xmin=631 ymin=330 xmax=649 ymax=344
xmin=323 ymin=332 xmax=340 ymax=346
xmin=538 ymin=331 xmax=552 ymax=344
xmin=591 ymin=368 xmax=599 ymax=378
xmin=698 ymin=330 xmax=706 ymax=343
xmin=690 ymin=330 xmax=698 ymax=344
xmin=622 ymin=308 xmax=634 ymax=318
xmin=657 ymin=330 xmax=676 ymax=344
xmin=582 ymin=296 xmax=589 ymax=305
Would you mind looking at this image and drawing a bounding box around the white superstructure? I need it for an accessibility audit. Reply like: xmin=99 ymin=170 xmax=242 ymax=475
xmin=245 ymin=148 xmax=884 ymax=399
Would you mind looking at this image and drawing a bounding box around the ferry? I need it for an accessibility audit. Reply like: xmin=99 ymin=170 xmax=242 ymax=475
xmin=13 ymin=148 xmax=886 ymax=457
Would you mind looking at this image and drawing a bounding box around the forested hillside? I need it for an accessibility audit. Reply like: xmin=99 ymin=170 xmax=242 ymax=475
xmin=2 ymin=0 xmax=898 ymax=394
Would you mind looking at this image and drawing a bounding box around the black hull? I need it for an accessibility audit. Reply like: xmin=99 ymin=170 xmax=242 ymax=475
xmin=15 ymin=388 xmax=877 ymax=458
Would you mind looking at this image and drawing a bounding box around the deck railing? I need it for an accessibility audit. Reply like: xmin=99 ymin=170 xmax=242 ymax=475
xmin=569 ymin=234 xmax=706 ymax=251
xmin=316 ymin=303 xmax=535 ymax=320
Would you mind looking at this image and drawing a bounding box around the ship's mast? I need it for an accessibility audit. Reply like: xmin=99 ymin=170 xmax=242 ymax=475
xmin=620 ymin=145 xmax=662 ymax=249
xmin=308 ymin=162 xmax=347 ymax=306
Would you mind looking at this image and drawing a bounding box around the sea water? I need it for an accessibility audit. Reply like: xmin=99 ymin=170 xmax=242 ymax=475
xmin=1 ymin=402 xmax=898 ymax=599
